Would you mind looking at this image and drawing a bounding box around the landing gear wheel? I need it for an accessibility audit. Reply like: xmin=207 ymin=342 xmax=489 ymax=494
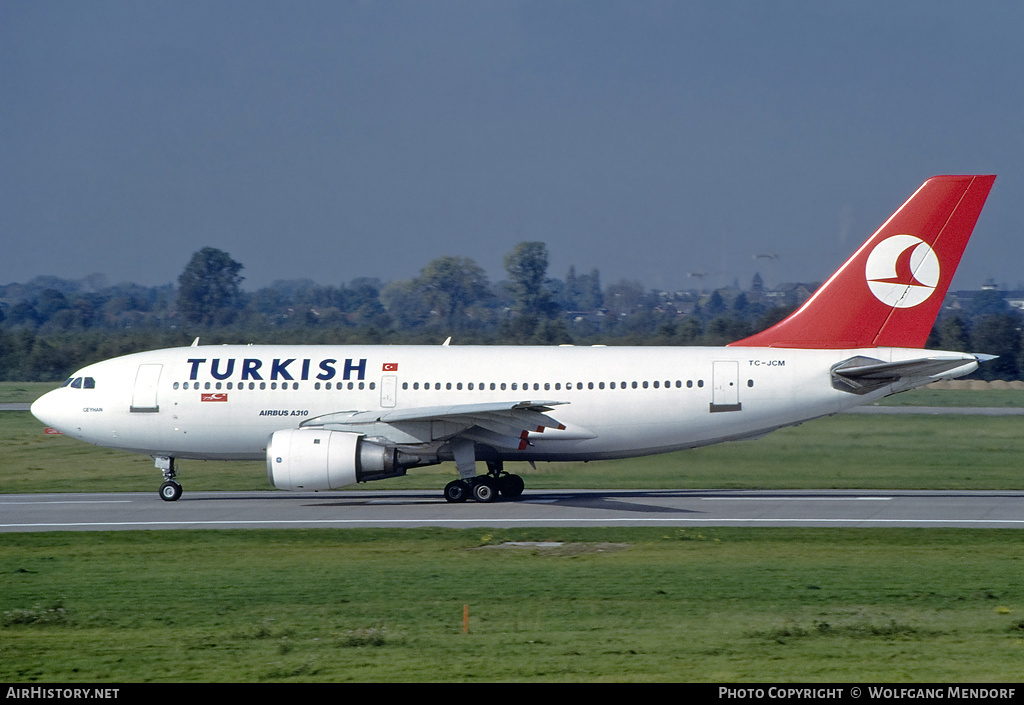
xmin=498 ymin=473 xmax=525 ymax=498
xmin=159 ymin=480 xmax=182 ymax=502
xmin=472 ymin=477 xmax=498 ymax=503
xmin=444 ymin=480 xmax=470 ymax=503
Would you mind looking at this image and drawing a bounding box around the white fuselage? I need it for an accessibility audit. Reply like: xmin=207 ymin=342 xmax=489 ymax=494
xmin=30 ymin=343 xmax=977 ymax=465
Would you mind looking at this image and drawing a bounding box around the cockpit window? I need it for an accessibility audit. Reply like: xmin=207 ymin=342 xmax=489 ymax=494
xmin=63 ymin=377 xmax=96 ymax=389
xmin=83 ymin=377 xmax=95 ymax=389
xmin=61 ymin=378 xmax=75 ymax=388
xmin=71 ymin=377 xmax=82 ymax=389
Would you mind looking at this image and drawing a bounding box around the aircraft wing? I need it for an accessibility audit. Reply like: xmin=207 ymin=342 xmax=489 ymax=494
xmin=831 ymin=354 xmax=994 ymax=394
xmin=301 ymin=400 xmax=589 ymax=449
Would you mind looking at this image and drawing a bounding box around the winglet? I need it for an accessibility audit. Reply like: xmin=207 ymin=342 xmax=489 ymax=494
xmin=729 ymin=175 xmax=995 ymax=349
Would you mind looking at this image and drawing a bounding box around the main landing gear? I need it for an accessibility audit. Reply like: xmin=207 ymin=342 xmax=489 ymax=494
xmin=155 ymin=456 xmax=182 ymax=502
xmin=443 ymin=460 xmax=525 ymax=504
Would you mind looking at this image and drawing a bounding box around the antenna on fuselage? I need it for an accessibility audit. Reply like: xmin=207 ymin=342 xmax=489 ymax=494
xmin=191 ymin=337 xmax=200 ymax=347
xmin=442 ymin=337 xmax=451 ymax=346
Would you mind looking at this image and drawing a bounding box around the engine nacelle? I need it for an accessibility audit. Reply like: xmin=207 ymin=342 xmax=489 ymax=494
xmin=266 ymin=429 xmax=404 ymax=491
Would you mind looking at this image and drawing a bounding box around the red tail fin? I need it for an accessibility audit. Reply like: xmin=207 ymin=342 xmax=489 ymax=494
xmin=729 ymin=175 xmax=995 ymax=349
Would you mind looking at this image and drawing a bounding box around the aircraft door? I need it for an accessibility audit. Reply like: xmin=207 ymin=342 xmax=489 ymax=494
xmin=131 ymin=364 xmax=162 ymax=413
xmin=380 ymin=375 xmax=397 ymax=408
xmin=710 ymin=360 xmax=742 ymax=413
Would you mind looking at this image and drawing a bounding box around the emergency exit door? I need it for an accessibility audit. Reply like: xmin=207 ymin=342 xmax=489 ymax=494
xmin=380 ymin=375 xmax=397 ymax=408
xmin=710 ymin=360 xmax=742 ymax=413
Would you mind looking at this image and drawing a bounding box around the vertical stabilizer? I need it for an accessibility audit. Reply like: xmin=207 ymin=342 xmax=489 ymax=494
xmin=729 ymin=175 xmax=995 ymax=349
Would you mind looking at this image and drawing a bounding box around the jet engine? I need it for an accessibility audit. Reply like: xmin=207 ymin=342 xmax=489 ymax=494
xmin=267 ymin=429 xmax=405 ymax=491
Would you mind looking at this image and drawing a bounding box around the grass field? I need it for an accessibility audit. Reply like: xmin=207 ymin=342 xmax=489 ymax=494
xmin=2 ymin=528 xmax=1023 ymax=682
xmin=2 ymin=382 xmax=1023 ymax=682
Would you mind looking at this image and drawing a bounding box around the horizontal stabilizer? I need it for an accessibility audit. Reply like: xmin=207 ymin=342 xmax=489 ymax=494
xmin=831 ymin=354 xmax=991 ymax=395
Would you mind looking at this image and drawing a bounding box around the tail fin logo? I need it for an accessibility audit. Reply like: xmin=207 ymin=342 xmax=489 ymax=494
xmin=864 ymin=234 xmax=940 ymax=308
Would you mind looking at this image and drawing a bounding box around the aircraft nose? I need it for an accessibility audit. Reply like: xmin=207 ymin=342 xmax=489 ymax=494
xmin=31 ymin=390 xmax=65 ymax=430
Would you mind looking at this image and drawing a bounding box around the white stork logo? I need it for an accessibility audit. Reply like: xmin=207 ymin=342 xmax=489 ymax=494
xmin=865 ymin=234 xmax=940 ymax=308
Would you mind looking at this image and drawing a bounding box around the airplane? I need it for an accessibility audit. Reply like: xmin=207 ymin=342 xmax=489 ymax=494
xmin=31 ymin=174 xmax=996 ymax=504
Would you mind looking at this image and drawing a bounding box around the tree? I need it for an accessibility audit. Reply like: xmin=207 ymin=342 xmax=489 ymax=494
xmin=971 ymin=314 xmax=1022 ymax=380
xmin=503 ymin=242 xmax=557 ymax=319
xmin=934 ymin=315 xmax=971 ymax=352
xmin=560 ymin=266 xmax=603 ymax=312
xmin=416 ymin=255 xmax=491 ymax=329
xmin=176 ymin=248 xmax=245 ymax=325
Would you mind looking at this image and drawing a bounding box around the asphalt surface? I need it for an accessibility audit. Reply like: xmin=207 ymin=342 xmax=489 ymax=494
xmin=2 ymin=488 xmax=1022 ymax=532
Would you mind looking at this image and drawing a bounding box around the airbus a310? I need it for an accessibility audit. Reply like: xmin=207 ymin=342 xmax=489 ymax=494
xmin=31 ymin=175 xmax=997 ymax=503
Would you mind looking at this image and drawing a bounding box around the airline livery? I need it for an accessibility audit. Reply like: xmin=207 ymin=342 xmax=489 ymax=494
xmin=31 ymin=175 xmax=997 ymax=503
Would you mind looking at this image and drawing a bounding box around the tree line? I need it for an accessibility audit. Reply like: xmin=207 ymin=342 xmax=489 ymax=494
xmin=1 ymin=243 xmax=1021 ymax=381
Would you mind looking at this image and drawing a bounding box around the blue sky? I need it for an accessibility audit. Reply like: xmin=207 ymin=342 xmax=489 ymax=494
xmin=2 ymin=1 xmax=1022 ymax=293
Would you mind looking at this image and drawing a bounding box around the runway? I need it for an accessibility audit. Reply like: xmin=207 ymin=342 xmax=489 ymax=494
xmin=2 ymin=488 xmax=1022 ymax=532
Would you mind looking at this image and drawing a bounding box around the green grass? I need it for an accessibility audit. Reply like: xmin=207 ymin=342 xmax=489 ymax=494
xmin=0 ymin=382 xmax=60 ymax=404
xmin=876 ymin=386 xmax=1024 ymax=408
xmin=2 ymin=528 xmax=1022 ymax=682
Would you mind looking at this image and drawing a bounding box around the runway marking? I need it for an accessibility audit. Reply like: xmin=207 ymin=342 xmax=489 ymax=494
xmin=699 ymin=497 xmax=892 ymax=501
xmin=0 ymin=500 xmax=133 ymax=505
xmin=3 ymin=517 xmax=1024 ymax=530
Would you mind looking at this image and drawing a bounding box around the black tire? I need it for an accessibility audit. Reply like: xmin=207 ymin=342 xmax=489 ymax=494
xmin=498 ymin=473 xmax=525 ymax=498
xmin=444 ymin=480 xmax=470 ymax=503
xmin=159 ymin=480 xmax=182 ymax=502
xmin=472 ymin=477 xmax=498 ymax=503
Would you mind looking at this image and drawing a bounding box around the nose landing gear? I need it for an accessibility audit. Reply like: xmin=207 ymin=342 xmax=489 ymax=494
xmin=154 ymin=456 xmax=182 ymax=502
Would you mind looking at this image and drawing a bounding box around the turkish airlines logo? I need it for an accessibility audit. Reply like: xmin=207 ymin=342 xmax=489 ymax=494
xmin=201 ymin=393 xmax=228 ymax=402
xmin=865 ymin=234 xmax=940 ymax=308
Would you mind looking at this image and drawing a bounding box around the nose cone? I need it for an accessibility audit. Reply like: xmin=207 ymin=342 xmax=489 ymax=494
xmin=31 ymin=390 xmax=65 ymax=430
